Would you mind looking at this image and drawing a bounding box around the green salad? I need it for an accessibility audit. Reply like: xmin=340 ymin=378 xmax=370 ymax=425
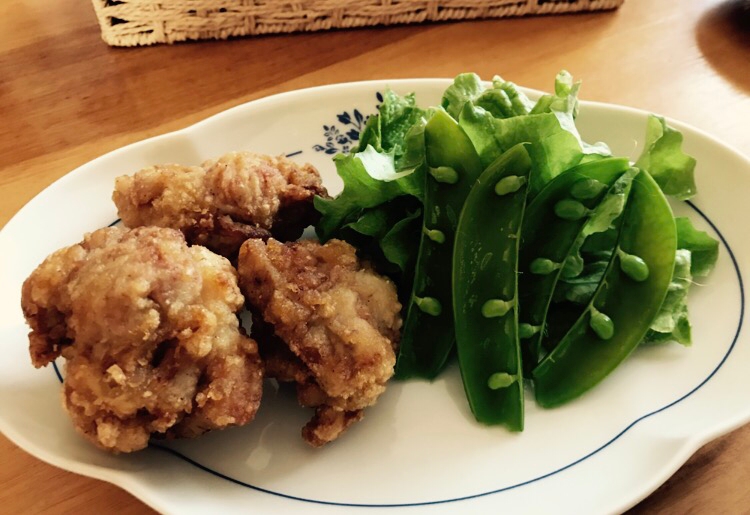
xmin=314 ymin=71 xmax=719 ymax=431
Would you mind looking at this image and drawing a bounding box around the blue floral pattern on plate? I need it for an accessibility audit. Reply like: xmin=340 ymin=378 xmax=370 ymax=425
xmin=313 ymin=92 xmax=383 ymax=155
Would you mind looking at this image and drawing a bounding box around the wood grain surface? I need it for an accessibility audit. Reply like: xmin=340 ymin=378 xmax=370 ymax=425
xmin=1 ymin=0 xmax=748 ymax=512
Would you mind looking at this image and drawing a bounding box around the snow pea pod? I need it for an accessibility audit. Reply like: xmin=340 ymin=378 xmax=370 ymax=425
xmin=518 ymin=157 xmax=631 ymax=369
xmin=395 ymin=110 xmax=484 ymax=379
xmin=538 ymin=168 xmax=639 ymax=354
xmin=453 ymin=143 xmax=532 ymax=429
xmin=532 ymin=170 xmax=677 ymax=407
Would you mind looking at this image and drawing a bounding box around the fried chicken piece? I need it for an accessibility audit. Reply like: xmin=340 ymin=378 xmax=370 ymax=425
xmin=21 ymin=226 xmax=263 ymax=453
xmin=112 ymin=152 xmax=328 ymax=258
xmin=237 ymin=238 xmax=401 ymax=447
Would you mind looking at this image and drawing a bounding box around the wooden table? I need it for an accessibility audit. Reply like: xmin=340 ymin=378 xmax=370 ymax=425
xmin=1 ymin=0 xmax=748 ymax=512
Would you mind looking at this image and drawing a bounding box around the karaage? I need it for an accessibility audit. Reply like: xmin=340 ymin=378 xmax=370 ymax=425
xmin=237 ymin=238 xmax=401 ymax=447
xmin=21 ymin=226 xmax=263 ymax=453
xmin=112 ymin=152 xmax=328 ymax=258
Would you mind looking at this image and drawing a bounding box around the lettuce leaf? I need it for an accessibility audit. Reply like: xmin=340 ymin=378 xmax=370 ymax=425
xmin=553 ymin=260 xmax=608 ymax=305
xmin=530 ymin=70 xmax=579 ymax=117
xmin=441 ymin=73 xmax=486 ymax=121
xmin=381 ymin=209 xmax=422 ymax=273
xmin=636 ymin=115 xmax=697 ymax=200
xmin=315 ymin=87 xmax=430 ymax=243
xmin=476 ymin=77 xmax=534 ymax=119
xmin=342 ymin=197 xmax=422 ymax=270
xmin=643 ymin=250 xmax=693 ymax=345
xmin=314 ymin=148 xmax=423 ymax=241
xmin=642 ymin=218 xmax=719 ymax=345
xmin=676 ymin=216 xmax=719 ymax=277
xmin=442 ymin=73 xmax=533 ymax=121
xmin=460 ymin=105 xmax=588 ymax=196
xmin=344 ymin=203 xmax=397 ymax=237
xmin=356 ymin=88 xmax=426 ymax=161
xmin=458 ymin=71 xmax=610 ymax=196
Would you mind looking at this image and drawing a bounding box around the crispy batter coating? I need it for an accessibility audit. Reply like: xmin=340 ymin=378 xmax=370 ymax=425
xmin=112 ymin=152 xmax=328 ymax=258
xmin=237 ymin=238 xmax=401 ymax=447
xmin=21 ymin=226 xmax=263 ymax=453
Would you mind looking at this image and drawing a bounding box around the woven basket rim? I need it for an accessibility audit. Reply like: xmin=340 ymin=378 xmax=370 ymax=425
xmin=91 ymin=0 xmax=625 ymax=47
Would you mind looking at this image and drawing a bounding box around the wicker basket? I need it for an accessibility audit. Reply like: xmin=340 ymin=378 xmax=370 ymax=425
xmin=92 ymin=0 xmax=624 ymax=47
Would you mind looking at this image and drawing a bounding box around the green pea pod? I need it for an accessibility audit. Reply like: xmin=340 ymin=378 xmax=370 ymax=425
xmin=453 ymin=143 xmax=532 ymax=430
xmin=395 ymin=110 xmax=484 ymax=379
xmin=532 ymin=170 xmax=677 ymax=407
xmin=518 ymin=158 xmax=631 ymax=370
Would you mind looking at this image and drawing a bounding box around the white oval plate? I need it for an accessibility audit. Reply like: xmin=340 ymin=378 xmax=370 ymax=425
xmin=0 ymin=80 xmax=747 ymax=515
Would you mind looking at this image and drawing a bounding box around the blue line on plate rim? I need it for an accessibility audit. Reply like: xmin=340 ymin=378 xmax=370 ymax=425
xmin=51 ymin=200 xmax=744 ymax=507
